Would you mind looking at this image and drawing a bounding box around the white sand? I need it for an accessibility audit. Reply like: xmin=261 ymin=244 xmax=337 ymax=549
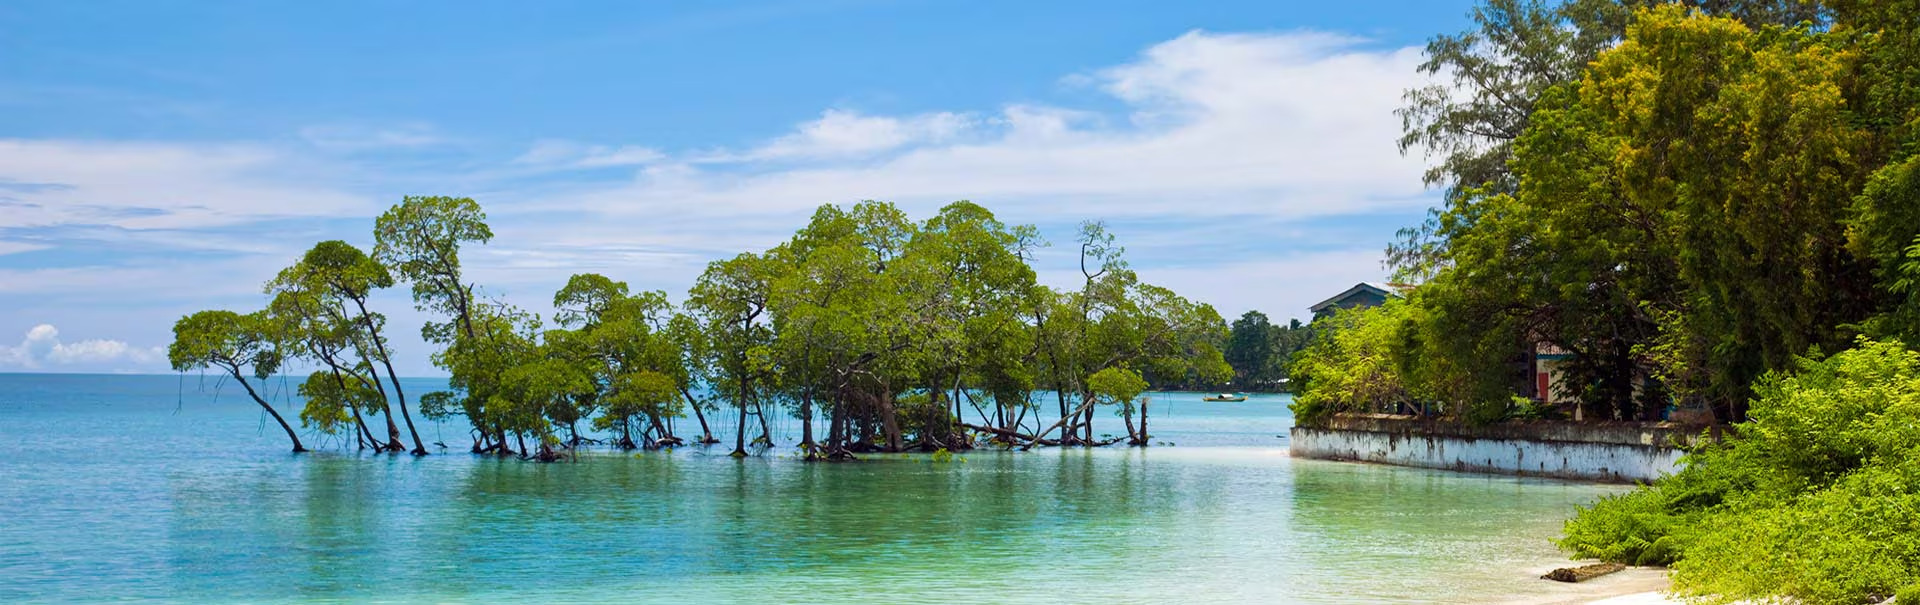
xmin=1493 ymin=566 xmax=1678 ymax=605
xmin=1588 ymin=592 xmax=1685 ymax=605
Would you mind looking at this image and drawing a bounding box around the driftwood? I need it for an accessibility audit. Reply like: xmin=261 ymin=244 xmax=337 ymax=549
xmin=959 ymin=423 xmax=1062 ymax=446
xmin=960 ymin=423 xmax=1127 ymax=448
xmin=1542 ymin=563 xmax=1625 ymax=583
xmin=1021 ymin=398 xmax=1100 ymax=450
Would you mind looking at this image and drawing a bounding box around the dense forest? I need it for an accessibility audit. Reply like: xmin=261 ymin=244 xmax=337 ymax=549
xmin=1223 ymin=311 xmax=1313 ymax=392
xmin=1288 ymin=0 xmax=1920 ymax=602
xmin=167 ymin=198 xmax=1240 ymax=460
xmin=1295 ymin=0 xmax=1920 ymax=427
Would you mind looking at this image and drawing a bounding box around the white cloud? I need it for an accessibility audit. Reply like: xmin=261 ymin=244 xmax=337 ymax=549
xmin=1128 ymin=248 xmax=1391 ymax=323
xmin=0 ymin=257 xmax=284 ymax=298
xmin=512 ymin=139 xmax=666 ymax=169
xmin=299 ymin=122 xmax=444 ymax=151
xmin=0 ymin=139 xmax=371 ymax=230
xmin=0 ymin=323 xmax=164 ymax=370
xmin=0 ymin=29 xmax=1436 ymax=375
xmin=545 ymin=30 xmax=1432 ymax=226
xmin=705 ymin=109 xmax=977 ymax=162
xmin=0 ymin=240 xmax=49 ymax=256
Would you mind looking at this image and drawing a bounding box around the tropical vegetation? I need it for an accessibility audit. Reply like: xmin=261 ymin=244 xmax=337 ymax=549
xmin=169 ymin=198 xmax=1233 ymax=460
xmin=1283 ymin=0 xmax=1920 ymax=601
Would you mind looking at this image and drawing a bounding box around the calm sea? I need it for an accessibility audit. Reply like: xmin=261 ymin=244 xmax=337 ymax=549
xmin=0 ymin=373 xmax=1622 ymax=603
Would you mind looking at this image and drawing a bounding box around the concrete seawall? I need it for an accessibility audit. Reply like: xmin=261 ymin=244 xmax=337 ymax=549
xmin=1289 ymin=414 xmax=1714 ymax=483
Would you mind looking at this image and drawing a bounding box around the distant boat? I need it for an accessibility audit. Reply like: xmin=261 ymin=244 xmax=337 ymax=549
xmin=1202 ymin=393 xmax=1248 ymax=402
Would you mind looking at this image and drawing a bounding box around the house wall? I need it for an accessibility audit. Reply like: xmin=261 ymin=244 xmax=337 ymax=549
xmin=1289 ymin=414 xmax=1709 ymax=483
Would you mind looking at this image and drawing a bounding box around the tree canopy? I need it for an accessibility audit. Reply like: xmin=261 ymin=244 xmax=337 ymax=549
xmin=172 ymin=197 xmax=1232 ymax=461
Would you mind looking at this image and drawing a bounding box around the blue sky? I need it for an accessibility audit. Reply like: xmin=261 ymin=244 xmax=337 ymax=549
xmin=0 ymin=1 xmax=1471 ymax=375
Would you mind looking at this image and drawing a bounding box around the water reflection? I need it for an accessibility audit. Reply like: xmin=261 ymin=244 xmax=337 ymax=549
xmin=0 ymin=376 xmax=1628 ymax=604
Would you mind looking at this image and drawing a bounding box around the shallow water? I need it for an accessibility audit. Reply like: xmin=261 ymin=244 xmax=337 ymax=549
xmin=0 ymin=374 xmax=1622 ymax=603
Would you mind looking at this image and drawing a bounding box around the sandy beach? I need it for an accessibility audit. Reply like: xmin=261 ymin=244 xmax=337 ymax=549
xmin=1493 ymin=565 xmax=1677 ymax=605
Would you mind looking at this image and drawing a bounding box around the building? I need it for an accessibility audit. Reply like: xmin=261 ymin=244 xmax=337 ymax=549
xmin=1309 ymin=282 xmax=1396 ymax=319
xmin=1530 ymin=340 xmax=1573 ymax=407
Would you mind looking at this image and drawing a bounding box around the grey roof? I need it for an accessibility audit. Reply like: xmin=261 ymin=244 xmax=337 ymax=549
xmin=1308 ymin=282 xmax=1395 ymax=313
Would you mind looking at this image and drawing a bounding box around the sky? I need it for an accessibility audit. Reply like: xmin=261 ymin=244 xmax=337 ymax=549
xmin=0 ymin=0 xmax=1473 ymax=375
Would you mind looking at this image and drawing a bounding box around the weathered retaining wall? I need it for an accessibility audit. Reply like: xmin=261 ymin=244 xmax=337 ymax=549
xmin=1289 ymin=414 xmax=1714 ymax=483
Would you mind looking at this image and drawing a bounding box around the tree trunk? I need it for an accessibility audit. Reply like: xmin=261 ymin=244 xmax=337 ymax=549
xmin=1137 ymin=397 xmax=1149 ymax=446
xmin=230 ymin=368 xmax=307 ymax=453
xmin=382 ymin=403 xmax=406 ymax=452
xmin=1054 ymin=389 xmax=1070 ymax=436
xmin=878 ymin=390 xmax=903 ymax=452
xmin=732 ymin=375 xmax=750 ymax=457
xmin=647 ymin=412 xmax=674 ymax=447
xmin=353 ymin=298 xmax=426 ymax=456
xmin=753 ymin=398 xmax=772 ymax=446
xmin=1022 ymin=396 xmax=1101 ymax=451
xmin=959 ymin=422 xmax=1061 ymax=446
xmin=827 ymin=396 xmax=846 ymax=457
xmin=357 ymin=362 xmax=406 ymax=453
xmin=1081 ymin=392 xmax=1096 ymax=444
xmin=681 ymin=387 xmax=719 ymax=444
xmin=324 ymin=365 xmax=377 ymax=450
xmin=350 ymin=402 xmax=377 ymax=449
xmin=800 ymin=389 xmax=817 ymax=459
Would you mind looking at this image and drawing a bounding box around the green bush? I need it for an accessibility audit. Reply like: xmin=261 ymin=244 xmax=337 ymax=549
xmin=1289 ymin=301 xmax=1412 ymax=424
xmin=1560 ymin=486 xmax=1685 ymax=564
xmin=1633 ymin=535 xmax=1678 ymax=567
xmin=1562 ymin=339 xmax=1920 ymax=604
xmin=1896 ymin=583 xmax=1920 ymax=604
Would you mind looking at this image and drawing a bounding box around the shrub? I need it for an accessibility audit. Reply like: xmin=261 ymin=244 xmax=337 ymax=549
xmin=1559 ymin=486 xmax=1685 ymax=564
xmin=1289 ymin=301 xmax=1412 ymax=424
xmin=1562 ymin=339 xmax=1920 ymax=604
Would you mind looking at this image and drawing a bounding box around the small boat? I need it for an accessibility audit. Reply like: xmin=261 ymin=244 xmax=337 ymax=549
xmin=1202 ymin=393 xmax=1248 ymax=402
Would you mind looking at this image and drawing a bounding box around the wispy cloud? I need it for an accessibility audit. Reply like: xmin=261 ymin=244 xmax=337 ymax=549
xmin=0 ymin=257 xmax=284 ymax=299
xmin=298 ymin=122 xmax=445 ymax=151
xmin=0 ymin=240 xmax=50 ymax=256
xmin=0 ymin=139 xmax=371 ymax=231
xmin=1130 ymin=248 xmax=1390 ymax=322
xmin=698 ymin=109 xmax=978 ymax=163
xmin=0 ymin=29 xmax=1433 ymax=374
xmin=543 ymin=30 xmax=1430 ymax=226
xmin=511 ymin=139 xmax=666 ymax=170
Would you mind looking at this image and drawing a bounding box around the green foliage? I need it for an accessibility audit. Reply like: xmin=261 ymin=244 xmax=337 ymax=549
xmin=296 ymin=369 xmax=382 ymax=434
xmin=1225 ymin=311 xmax=1275 ymax=386
xmin=168 ymin=310 xmax=282 ymax=379
xmin=1560 ymin=487 xmax=1689 ymax=565
xmin=1087 ymin=367 xmax=1148 ymax=408
xmin=169 ymin=308 xmax=307 ymax=451
xmin=202 ymin=192 xmax=1236 ymax=456
xmin=372 ymin=195 xmax=492 ymax=344
xmin=1563 ymin=339 xmax=1920 ymax=604
xmin=1507 ymin=396 xmax=1566 ymax=421
xmin=1368 ymin=2 xmax=1920 ymax=425
xmin=418 ymin=390 xmax=459 ymax=420
xmin=1289 ymin=301 xmax=1412 ymax=425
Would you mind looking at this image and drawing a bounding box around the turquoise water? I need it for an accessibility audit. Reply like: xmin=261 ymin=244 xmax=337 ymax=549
xmin=0 ymin=374 xmax=1623 ymax=604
